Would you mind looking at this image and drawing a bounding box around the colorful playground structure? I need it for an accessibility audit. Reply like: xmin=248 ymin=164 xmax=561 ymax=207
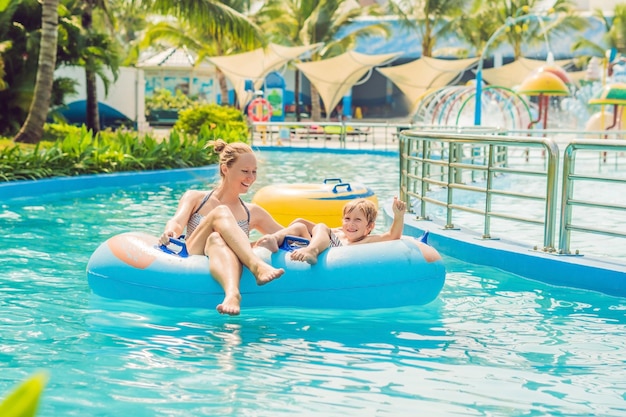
xmin=411 ymin=55 xmax=626 ymax=134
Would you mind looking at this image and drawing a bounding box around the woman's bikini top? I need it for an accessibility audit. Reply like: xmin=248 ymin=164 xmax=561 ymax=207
xmin=186 ymin=190 xmax=251 ymax=237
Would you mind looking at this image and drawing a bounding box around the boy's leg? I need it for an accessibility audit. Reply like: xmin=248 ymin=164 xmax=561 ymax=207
xmin=255 ymin=221 xmax=311 ymax=252
xmin=290 ymin=223 xmax=332 ymax=265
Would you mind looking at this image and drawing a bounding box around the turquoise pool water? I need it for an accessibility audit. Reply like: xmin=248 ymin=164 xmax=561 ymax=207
xmin=2 ymin=150 xmax=626 ymax=416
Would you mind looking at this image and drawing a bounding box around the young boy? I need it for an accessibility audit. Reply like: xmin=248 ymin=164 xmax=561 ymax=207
xmin=255 ymin=196 xmax=407 ymax=265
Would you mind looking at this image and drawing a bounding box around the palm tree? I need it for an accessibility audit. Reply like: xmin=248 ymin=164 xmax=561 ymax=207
xmin=108 ymin=0 xmax=149 ymax=66
xmin=141 ymin=21 xmax=234 ymax=106
xmin=257 ymin=0 xmax=389 ymax=121
xmin=140 ymin=0 xmax=262 ymax=107
xmin=572 ymin=3 xmax=626 ymax=62
xmin=13 ymin=0 xmax=59 ymax=144
xmin=15 ymin=0 xmax=260 ymax=143
xmin=490 ymin=0 xmax=586 ymax=60
xmin=446 ymin=0 xmax=586 ymax=60
xmin=445 ymin=0 xmax=503 ymax=58
xmin=387 ymin=0 xmax=466 ymax=58
xmin=0 ymin=1 xmax=11 ymax=91
xmin=57 ymin=0 xmax=120 ymax=133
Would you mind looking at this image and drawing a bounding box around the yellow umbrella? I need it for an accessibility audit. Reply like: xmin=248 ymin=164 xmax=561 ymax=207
xmin=517 ymin=71 xmax=569 ymax=129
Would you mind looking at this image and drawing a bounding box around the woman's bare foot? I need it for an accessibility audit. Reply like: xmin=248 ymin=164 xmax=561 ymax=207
xmin=251 ymin=262 xmax=285 ymax=286
xmin=290 ymin=247 xmax=319 ymax=265
xmin=216 ymin=293 xmax=242 ymax=316
xmin=254 ymin=234 xmax=279 ymax=252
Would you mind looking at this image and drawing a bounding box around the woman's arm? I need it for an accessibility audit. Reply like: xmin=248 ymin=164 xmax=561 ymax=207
xmin=159 ymin=190 xmax=201 ymax=243
xmin=248 ymin=203 xmax=284 ymax=235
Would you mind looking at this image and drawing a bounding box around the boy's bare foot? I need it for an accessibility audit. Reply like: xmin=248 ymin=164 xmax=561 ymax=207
xmin=290 ymin=247 xmax=319 ymax=265
xmin=252 ymin=262 xmax=285 ymax=286
xmin=216 ymin=293 xmax=242 ymax=316
xmin=254 ymin=234 xmax=279 ymax=252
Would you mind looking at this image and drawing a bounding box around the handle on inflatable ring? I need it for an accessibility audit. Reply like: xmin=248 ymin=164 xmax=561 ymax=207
xmin=323 ymin=178 xmax=342 ymax=184
xmin=159 ymin=236 xmax=189 ymax=258
xmin=332 ymin=183 xmax=352 ymax=193
xmin=279 ymin=235 xmax=311 ymax=252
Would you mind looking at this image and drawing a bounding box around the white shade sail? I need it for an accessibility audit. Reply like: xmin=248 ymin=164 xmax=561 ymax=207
xmin=207 ymin=43 xmax=322 ymax=106
xmin=376 ymin=57 xmax=478 ymax=112
xmin=481 ymin=57 xmax=572 ymax=89
xmin=296 ymin=50 xmax=399 ymax=116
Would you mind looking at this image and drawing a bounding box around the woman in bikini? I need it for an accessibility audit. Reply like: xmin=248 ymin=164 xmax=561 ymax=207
xmin=159 ymin=139 xmax=285 ymax=316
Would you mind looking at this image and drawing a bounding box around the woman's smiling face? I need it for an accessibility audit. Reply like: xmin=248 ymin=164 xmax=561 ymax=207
xmin=223 ymin=152 xmax=257 ymax=194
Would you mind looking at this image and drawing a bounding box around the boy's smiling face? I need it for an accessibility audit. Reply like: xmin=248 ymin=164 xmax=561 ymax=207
xmin=341 ymin=207 xmax=375 ymax=243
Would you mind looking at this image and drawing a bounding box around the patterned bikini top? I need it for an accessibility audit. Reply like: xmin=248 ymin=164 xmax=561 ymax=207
xmin=186 ymin=190 xmax=251 ymax=238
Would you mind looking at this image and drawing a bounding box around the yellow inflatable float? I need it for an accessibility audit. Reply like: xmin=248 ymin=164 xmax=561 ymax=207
xmin=252 ymin=178 xmax=378 ymax=227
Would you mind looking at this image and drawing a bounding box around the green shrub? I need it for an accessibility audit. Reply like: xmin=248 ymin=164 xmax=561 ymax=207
xmin=0 ymin=125 xmax=223 ymax=182
xmin=175 ymin=103 xmax=248 ymax=139
xmin=145 ymin=89 xmax=196 ymax=114
xmin=42 ymin=123 xmax=84 ymax=142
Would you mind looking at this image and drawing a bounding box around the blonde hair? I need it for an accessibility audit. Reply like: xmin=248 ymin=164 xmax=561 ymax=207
xmin=343 ymin=199 xmax=377 ymax=225
xmin=209 ymin=139 xmax=253 ymax=178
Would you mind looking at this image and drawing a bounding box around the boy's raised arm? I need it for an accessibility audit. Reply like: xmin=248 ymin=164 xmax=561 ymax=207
xmin=370 ymin=196 xmax=406 ymax=243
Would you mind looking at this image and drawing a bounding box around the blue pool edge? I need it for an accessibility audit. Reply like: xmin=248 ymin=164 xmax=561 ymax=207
xmin=390 ymin=206 xmax=626 ymax=299
xmin=0 ymin=166 xmax=219 ymax=201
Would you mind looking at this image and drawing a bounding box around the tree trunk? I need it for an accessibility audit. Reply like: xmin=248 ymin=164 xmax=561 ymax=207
xmin=422 ymin=20 xmax=433 ymax=58
xmin=294 ymin=68 xmax=300 ymax=121
xmin=217 ymin=68 xmax=229 ymax=105
xmin=514 ymin=42 xmax=522 ymax=60
xmin=83 ymin=0 xmax=100 ymax=133
xmin=85 ymin=67 xmax=100 ymax=132
xmin=310 ymin=84 xmax=322 ymax=121
xmin=14 ymin=0 xmax=59 ymax=144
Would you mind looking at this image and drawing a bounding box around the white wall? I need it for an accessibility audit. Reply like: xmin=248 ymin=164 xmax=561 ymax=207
xmin=583 ymin=0 xmax=624 ymax=12
xmin=56 ymin=66 xmax=146 ymax=126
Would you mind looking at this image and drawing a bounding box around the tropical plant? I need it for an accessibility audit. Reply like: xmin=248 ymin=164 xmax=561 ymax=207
xmin=0 ymin=373 xmax=47 ymax=417
xmin=145 ymin=88 xmax=196 ymax=113
xmin=107 ymin=0 xmax=149 ymax=66
xmin=175 ymin=102 xmax=248 ymax=136
xmin=13 ymin=0 xmax=59 ymax=144
xmin=445 ymin=0 xmax=586 ymax=60
xmin=2 ymin=124 xmax=225 ymax=181
xmin=140 ymin=21 xmax=234 ymax=107
xmin=386 ymin=0 xmax=467 ymax=58
xmin=139 ymin=0 xmax=262 ymax=106
xmin=0 ymin=0 xmax=80 ymax=137
xmin=537 ymin=0 xmax=588 ymax=59
xmin=0 ymin=40 xmax=10 ymax=91
xmin=54 ymin=0 xmax=122 ymax=134
xmin=493 ymin=0 xmax=586 ymax=60
xmin=13 ymin=0 xmax=261 ymax=144
xmin=572 ymin=3 xmax=626 ymax=61
xmin=0 ymin=0 xmax=43 ymax=135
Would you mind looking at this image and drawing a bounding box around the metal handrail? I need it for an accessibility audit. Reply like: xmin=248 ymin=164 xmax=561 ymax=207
xmin=249 ymin=120 xmax=413 ymax=151
xmin=559 ymin=139 xmax=626 ymax=254
xmin=399 ymin=130 xmax=560 ymax=252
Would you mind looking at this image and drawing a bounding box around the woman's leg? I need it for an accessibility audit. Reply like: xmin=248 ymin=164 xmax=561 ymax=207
xmin=205 ymin=232 xmax=243 ymax=315
xmin=290 ymin=223 xmax=332 ymax=265
xmin=186 ymin=205 xmax=284 ymax=285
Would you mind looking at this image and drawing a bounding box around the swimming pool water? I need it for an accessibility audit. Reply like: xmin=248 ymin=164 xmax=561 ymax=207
xmin=2 ymin=150 xmax=626 ymax=416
